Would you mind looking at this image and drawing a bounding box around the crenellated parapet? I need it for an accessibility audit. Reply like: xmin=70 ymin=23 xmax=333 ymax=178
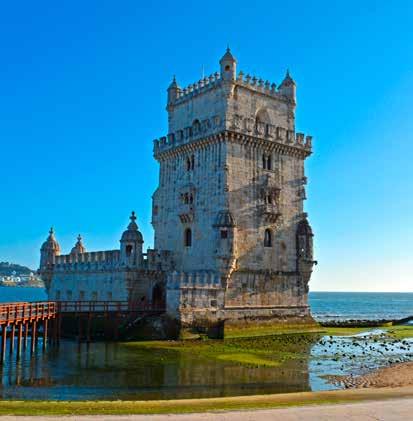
xmin=153 ymin=114 xmax=224 ymax=155
xmin=54 ymin=250 xmax=121 ymax=272
xmin=172 ymin=72 xmax=222 ymax=105
xmin=168 ymin=69 xmax=294 ymax=108
xmin=154 ymin=117 xmax=312 ymax=158
xmin=167 ymin=271 xmax=222 ymax=290
xmin=235 ymin=70 xmax=294 ymax=102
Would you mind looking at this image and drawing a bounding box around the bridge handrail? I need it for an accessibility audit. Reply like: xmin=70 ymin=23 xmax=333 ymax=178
xmin=56 ymin=300 xmax=164 ymax=313
xmin=0 ymin=301 xmax=165 ymax=322
xmin=0 ymin=301 xmax=57 ymax=325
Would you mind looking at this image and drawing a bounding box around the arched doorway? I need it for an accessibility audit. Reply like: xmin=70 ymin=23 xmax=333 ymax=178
xmin=152 ymin=283 xmax=165 ymax=309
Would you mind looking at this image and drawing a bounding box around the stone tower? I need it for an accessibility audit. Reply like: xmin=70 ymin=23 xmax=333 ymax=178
xmin=39 ymin=227 xmax=61 ymax=293
xmin=153 ymin=49 xmax=316 ymax=331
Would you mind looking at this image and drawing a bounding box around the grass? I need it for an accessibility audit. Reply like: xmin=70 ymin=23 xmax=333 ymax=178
xmin=1 ymin=387 xmax=413 ymax=415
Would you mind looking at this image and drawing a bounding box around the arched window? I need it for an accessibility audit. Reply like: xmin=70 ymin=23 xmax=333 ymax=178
xmin=186 ymin=157 xmax=191 ymax=171
xmin=184 ymin=228 xmax=192 ymax=247
xmin=191 ymin=154 xmax=195 ymax=170
xmin=262 ymin=154 xmax=266 ymax=169
xmin=264 ymin=229 xmax=272 ymax=247
xmin=267 ymin=155 xmax=272 ymax=170
xmin=126 ymin=245 xmax=133 ymax=256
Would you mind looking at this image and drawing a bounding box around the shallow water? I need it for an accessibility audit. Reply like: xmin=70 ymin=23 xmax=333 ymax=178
xmin=1 ymin=288 xmax=413 ymax=399
xmin=0 ymin=331 xmax=412 ymax=400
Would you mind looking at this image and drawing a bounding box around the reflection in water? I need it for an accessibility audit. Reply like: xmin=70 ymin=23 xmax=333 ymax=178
xmin=0 ymin=337 xmax=316 ymax=400
xmin=3 ymin=332 xmax=410 ymax=400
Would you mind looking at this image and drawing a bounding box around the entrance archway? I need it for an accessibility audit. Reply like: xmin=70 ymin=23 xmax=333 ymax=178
xmin=152 ymin=283 xmax=165 ymax=309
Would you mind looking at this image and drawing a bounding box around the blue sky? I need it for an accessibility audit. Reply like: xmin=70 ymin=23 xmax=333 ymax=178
xmin=0 ymin=1 xmax=412 ymax=291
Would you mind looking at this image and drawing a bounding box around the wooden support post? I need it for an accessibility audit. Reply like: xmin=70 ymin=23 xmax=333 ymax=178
xmin=57 ymin=315 xmax=61 ymax=346
xmin=34 ymin=321 xmax=39 ymax=348
xmin=78 ymin=316 xmax=83 ymax=343
xmin=24 ymin=322 xmax=28 ymax=349
xmin=114 ymin=313 xmax=120 ymax=340
xmin=31 ymin=321 xmax=37 ymax=354
xmin=50 ymin=318 xmax=55 ymax=346
xmin=16 ymin=323 xmax=23 ymax=360
xmin=43 ymin=319 xmax=48 ymax=351
xmin=9 ymin=324 xmax=15 ymax=355
xmin=86 ymin=313 xmax=91 ymax=343
xmin=1 ymin=326 xmax=6 ymax=363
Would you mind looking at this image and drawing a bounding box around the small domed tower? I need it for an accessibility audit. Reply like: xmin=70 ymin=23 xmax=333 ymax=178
xmin=120 ymin=211 xmax=144 ymax=267
xmin=167 ymin=76 xmax=181 ymax=109
xmin=70 ymin=234 xmax=86 ymax=256
xmin=40 ymin=227 xmax=61 ymax=270
xmin=278 ymin=69 xmax=296 ymax=102
xmin=219 ymin=47 xmax=237 ymax=81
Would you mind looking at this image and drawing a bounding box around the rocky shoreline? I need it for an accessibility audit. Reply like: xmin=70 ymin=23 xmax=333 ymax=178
xmin=319 ymin=319 xmax=395 ymax=327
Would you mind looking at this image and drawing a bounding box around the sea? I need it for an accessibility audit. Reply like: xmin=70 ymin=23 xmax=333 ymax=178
xmin=0 ymin=286 xmax=412 ymax=321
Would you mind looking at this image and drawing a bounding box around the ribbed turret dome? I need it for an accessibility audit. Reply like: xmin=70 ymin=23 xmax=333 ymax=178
xmin=70 ymin=234 xmax=86 ymax=255
xmin=121 ymin=211 xmax=144 ymax=242
xmin=41 ymin=228 xmax=61 ymax=253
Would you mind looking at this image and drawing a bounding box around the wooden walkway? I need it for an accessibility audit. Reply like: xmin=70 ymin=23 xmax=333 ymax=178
xmin=0 ymin=301 xmax=58 ymax=363
xmin=0 ymin=300 xmax=165 ymax=364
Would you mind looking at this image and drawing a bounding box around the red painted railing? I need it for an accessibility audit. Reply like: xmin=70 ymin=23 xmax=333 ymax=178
xmin=0 ymin=301 xmax=164 ymax=323
xmin=0 ymin=302 xmax=57 ymax=325
xmin=56 ymin=300 xmax=165 ymax=313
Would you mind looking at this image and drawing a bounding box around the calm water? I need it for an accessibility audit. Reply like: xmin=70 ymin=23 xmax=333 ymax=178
xmin=0 ymin=287 xmax=412 ymax=400
xmin=309 ymin=291 xmax=413 ymax=321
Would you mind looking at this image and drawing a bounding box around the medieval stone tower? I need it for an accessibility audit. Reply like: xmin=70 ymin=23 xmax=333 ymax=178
xmin=153 ymin=48 xmax=316 ymax=329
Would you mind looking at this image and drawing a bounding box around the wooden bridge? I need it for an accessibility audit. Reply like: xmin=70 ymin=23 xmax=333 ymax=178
xmin=0 ymin=301 xmax=58 ymax=363
xmin=0 ymin=300 xmax=165 ymax=365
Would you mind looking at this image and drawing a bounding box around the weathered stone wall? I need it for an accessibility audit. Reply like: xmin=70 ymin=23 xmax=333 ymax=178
xmin=153 ymin=140 xmax=228 ymax=272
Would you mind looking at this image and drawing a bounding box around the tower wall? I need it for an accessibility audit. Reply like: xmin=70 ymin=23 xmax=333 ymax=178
xmin=157 ymin=50 xmax=316 ymax=331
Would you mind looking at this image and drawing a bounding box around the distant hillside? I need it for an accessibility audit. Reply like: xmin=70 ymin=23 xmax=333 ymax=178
xmin=0 ymin=262 xmax=35 ymax=276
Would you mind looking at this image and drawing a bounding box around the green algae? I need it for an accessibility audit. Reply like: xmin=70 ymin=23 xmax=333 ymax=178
xmin=124 ymin=332 xmax=320 ymax=368
xmin=384 ymin=325 xmax=413 ymax=339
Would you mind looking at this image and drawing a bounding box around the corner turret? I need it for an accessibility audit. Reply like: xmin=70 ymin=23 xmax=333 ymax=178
xmin=278 ymin=69 xmax=296 ymax=102
xmin=40 ymin=227 xmax=60 ymax=269
xmin=70 ymin=234 xmax=86 ymax=255
xmin=120 ymin=211 xmax=144 ymax=267
xmin=167 ymin=76 xmax=181 ymax=109
xmin=220 ymin=47 xmax=237 ymax=81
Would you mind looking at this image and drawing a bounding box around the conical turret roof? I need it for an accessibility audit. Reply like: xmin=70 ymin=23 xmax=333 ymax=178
xmin=219 ymin=47 xmax=237 ymax=64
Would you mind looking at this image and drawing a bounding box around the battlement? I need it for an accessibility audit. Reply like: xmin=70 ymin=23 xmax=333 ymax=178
xmin=167 ymin=271 xmax=223 ymax=289
xmin=54 ymin=250 xmax=121 ymax=271
xmin=173 ymin=72 xmax=222 ymax=105
xmin=154 ymin=121 xmax=312 ymax=156
xmin=169 ymin=70 xmax=292 ymax=107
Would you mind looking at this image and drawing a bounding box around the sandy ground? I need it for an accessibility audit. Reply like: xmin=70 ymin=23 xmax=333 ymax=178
xmin=327 ymin=361 xmax=413 ymax=389
xmin=1 ymin=398 xmax=413 ymax=420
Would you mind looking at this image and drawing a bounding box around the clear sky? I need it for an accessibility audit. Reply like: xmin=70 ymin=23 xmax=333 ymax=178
xmin=0 ymin=1 xmax=412 ymax=292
